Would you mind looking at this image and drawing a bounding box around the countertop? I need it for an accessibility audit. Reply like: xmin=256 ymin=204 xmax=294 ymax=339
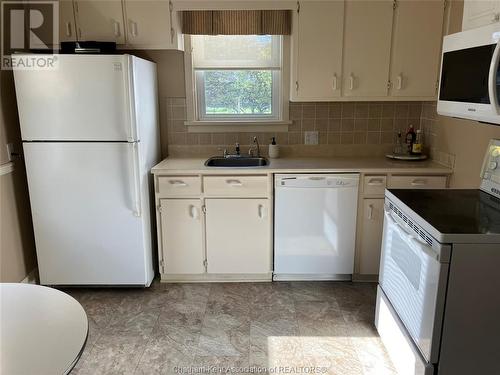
xmin=151 ymin=156 xmax=452 ymax=175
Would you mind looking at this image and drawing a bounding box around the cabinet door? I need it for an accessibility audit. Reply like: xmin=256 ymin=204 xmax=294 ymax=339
xmin=462 ymin=0 xmax=500 ymax=31
xmin=124 ymin=0 xmax=182 ymax=49
xmin=291 ymin=1 xmax=344 ymax=101
xmin=390 ymin=0 xmax=444 ymax=97
xmin=74 ymin=0 xmax=125 ymax=44
xmin=358 ymin=199 xmax=385 ymax=275
xmin=59 ymin=0 xmax=77 ymax=43
xmin=342 ymin=0 xmax=394 ymax=97
xmin=206 ymin=199 xmax=271 ymax=274
xmin=160 ymin=199 xmax=204 ymax=274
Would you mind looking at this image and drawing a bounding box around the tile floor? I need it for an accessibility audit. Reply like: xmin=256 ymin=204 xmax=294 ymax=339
xmin=65 ymin=281 xmax=396 ymax=375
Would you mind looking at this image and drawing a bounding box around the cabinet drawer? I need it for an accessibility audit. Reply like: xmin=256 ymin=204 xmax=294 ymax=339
xmin=204 ymin=176 xmax=268 ymax=197
xmin=158 ymin=176 xmax=201 ymax=196
xmin=363 ymin=175 xmax=387 ymax=195
xmin=388 ymin=175 xmax=447 ymax=189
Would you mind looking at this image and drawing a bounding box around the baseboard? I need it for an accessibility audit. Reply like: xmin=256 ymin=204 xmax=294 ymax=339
xmin=160 ymin=272 xmax=273 ymax=283
xmin=21 ymin=268 xmax=39 ymax=284
xmin=352 ymin=273 xmax=379 ymax=282
xmin=273 ymin=273 xmax=352 ymax=281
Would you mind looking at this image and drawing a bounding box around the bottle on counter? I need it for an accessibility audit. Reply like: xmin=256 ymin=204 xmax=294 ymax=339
xmin=412 ymin=129 xmax=423 ymax=155
xmin=269 ymin=137 xmax=279 ymax=159
xmin=405 ymin=124 xmax=416 ymax=154
xmin=394 ymin=131 xmax=403 ymax=155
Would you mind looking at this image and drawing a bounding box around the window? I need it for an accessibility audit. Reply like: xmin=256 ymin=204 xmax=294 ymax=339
xmin=186 ymin=35 xmax=289 ymax=127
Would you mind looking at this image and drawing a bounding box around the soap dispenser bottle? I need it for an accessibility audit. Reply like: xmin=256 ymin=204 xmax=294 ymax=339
xmin=269 ymin=137 xmax=279 ymax=159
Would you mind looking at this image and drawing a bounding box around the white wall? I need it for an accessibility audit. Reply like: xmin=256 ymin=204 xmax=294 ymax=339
xmin=0 ymin=68 xmax=37 ymax=282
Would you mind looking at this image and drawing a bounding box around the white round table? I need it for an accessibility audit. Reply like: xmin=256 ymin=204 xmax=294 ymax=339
xmin=0 ymin=283 xmax=88 ymax=375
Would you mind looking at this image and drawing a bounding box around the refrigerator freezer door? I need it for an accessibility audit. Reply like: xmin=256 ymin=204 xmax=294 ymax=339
xmin=23 ymin=142 xmax=153 ymax=285
xmin=14 ymin=55 xmax=135 ymax=141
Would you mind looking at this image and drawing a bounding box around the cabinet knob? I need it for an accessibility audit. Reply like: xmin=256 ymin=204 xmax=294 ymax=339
xmin=349 ymin=74 xmax=355 ymax=90
xmin=65 ymin=22 xmax=72 ymax=37
xmin=396 ymin=74 xmax=403 ymax=90
xmin=129 ymin=20 xmax=138 ymax=37
xmin=226 ymin=179 xmax=243 ymax=187
xmin=189 ymin=205 xmax=199 ymax=219
xmin=368 ymin=204 xmax=374 ymax=220
xmin=367 ymin=178 xmax=384 ymax=186
xmin=411 ymin=179 xmax=427 ymax=186
xmin=332 ymin=74 xmax=338 ymax=91
xmin=169 ymin=180 xmax=187 ymax=187
xmin=113 ymin=20 xmax=121 ymax=37
xmin=258 ymin=204 xmax=266 ymax=219
xmin=493 ymin=13 xmax=500 ymax=22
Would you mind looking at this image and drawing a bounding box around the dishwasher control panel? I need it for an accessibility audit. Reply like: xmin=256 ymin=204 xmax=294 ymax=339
xmin=275 ymin=174 xmax=360 ymax=188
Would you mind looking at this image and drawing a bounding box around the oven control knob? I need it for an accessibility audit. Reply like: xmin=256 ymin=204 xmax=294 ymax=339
xmin=489 ymin=161 xmax=498 ymax=170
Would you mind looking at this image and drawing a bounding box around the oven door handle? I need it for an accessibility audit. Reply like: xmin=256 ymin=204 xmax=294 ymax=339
xmin=384 ymin=209 xmax=439 ymax=261
xmin=488 ymin=39 xmax=500 ymax=115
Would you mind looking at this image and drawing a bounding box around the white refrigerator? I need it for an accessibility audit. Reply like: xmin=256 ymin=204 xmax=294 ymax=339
xmin=14 ymin=54 xmax=160 ymax=286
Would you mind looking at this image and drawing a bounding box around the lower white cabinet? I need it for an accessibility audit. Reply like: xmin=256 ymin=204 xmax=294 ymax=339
xmin=155 ymin=173 xmax=272 ymax=281
xmin=205 ymin=199 xmax=271 ymax=274
xmin=358 ymin=199 xmax=385 ymax=275
xmin=160 ymin=199 xmax=204 ymax=274
xmin=355 ymin=173 xmax=448 ymax=280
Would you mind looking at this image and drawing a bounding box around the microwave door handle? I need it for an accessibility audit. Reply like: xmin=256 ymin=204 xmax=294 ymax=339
xmin=488 ymin=40 xmax=500 ymax=115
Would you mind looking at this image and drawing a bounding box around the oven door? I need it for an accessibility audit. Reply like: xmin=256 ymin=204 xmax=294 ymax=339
xmin=379 ymin=207 xmax=450 ymax=364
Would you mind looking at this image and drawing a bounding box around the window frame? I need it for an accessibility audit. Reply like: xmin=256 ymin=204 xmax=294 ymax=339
xmin=184 ymin=35 xmax=290 ymax=132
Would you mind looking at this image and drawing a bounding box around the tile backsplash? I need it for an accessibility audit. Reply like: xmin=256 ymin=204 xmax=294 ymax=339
xmin=419 ymin=101 xmax=456 ymax=168
xmin=160 ymin=98 xmax=426 ymax=157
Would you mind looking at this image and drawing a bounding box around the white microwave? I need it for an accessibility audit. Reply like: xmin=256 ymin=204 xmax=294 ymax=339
xmin=438 ymin=23 xmax=500 ymax=125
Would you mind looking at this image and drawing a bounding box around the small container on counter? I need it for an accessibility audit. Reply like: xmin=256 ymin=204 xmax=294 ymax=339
xmin=412 ymin=129 xmax=423 ymax=155
xmin=269 ymin=137 xmax=279 ymax=159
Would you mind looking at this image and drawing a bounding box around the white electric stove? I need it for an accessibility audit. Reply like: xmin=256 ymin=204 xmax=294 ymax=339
xmin=376 ymin=139 xmax=500 ymax=375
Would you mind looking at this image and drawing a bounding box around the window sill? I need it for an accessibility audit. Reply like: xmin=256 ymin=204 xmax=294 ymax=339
xmin=185 ymin=120 xmax=291 ymax=133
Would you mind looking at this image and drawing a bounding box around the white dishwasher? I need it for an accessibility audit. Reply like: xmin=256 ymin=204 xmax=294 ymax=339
xmin=274 ymin=174 xmax=359 ymax=281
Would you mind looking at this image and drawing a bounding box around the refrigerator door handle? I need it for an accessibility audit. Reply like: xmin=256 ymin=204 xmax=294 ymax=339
xmin=126 ymin=57 xmax=138 ymax=142
xmin=131 ymin=143 xmax=142 ymax=217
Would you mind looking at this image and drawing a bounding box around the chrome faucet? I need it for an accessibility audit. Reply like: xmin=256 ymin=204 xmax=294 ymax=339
xmin=224 ymin=143 xmax=242 ymax=158
xmin=248 ymin=136 xmax=260 ymax=157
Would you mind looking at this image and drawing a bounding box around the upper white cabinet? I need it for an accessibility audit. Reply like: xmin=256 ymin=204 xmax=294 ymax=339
xmin=462 ymin=0 xmax=500 ymax=31
xmin=60 ymin=0 xmax=183 ymax=49
xmin=291 ymin=1 xmax=344 ymax=101
xmin=390 ymin=0 xmax=445 ymax=97
xmin=290 ymin=0 xmax=447 ymax=101
xmin=59 ymin=0 xmax=77 ymax=43
xmin=342 ymin=0 xmax=393 ymax=97
xmin=124 ymin=0 xmax=184 ymax=50
xmin=74 ymin=0 xmax=126 ymax=44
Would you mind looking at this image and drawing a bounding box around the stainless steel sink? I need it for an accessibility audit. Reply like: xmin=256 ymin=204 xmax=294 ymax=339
xmin=205 ymin=156 xmax=268 ymax=167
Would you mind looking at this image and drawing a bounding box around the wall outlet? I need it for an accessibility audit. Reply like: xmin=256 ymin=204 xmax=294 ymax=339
xmin=304 ymin=131 xmax=319 ymax=145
